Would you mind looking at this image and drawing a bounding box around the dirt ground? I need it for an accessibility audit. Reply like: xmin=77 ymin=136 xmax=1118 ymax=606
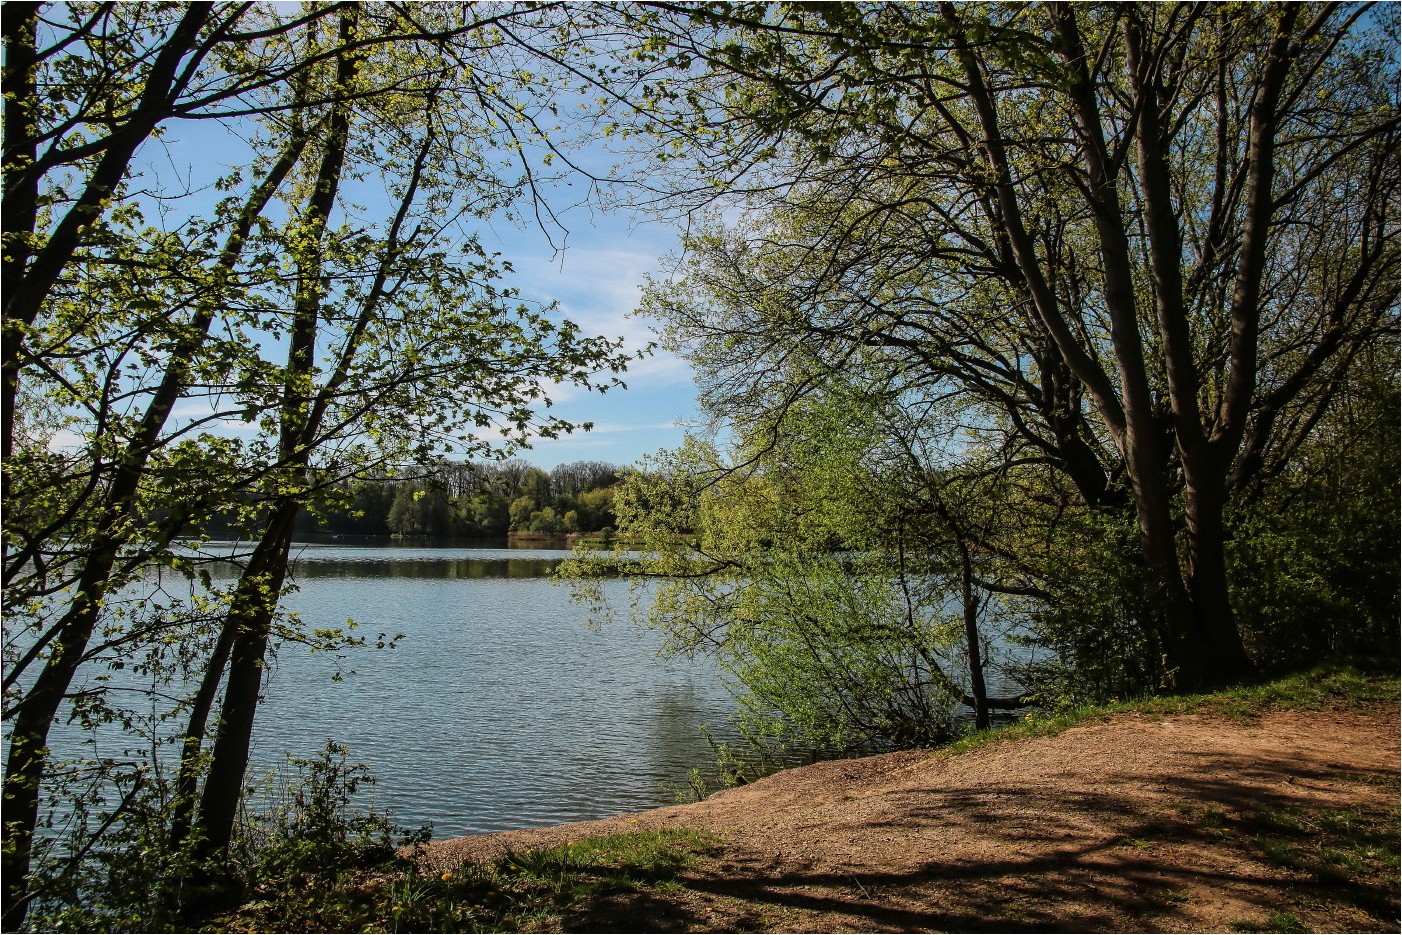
xmin=421 ymin=704 xmax=1400 ymax=933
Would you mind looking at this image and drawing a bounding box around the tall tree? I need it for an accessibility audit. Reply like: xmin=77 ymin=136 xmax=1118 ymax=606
xmin=622 ymin=1 xmax=1399 ymax=690
xmin=2 ymin=3 xmax=635 ymax=923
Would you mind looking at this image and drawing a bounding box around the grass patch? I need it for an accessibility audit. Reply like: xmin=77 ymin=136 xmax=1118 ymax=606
xmin=943 ymin=663 xmax=1397 ymax=758
xmin=1213 ymin=665 xmax=1400 ymax=712
xmin=208 ymin=828 xmax=717 ymax=933
xmin=1176 ymin=797 xmax=1400 ymax=928
xmin=1232 ymin=910 xmax=1309 ymax=933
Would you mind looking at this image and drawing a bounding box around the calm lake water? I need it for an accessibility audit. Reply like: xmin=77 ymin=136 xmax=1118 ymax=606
xmin=37 ymin=541 xmax=1023 ymax=843
xmin=246 ymin=543 xmax=736 ymax=838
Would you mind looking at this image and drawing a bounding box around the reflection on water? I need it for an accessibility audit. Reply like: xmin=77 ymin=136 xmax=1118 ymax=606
xmin=184 ymin=543 xmax=568 ymax=581
xmin=289 ymin=556 xmax=562 ymax=579
xmin=285 ymin=543 xmax=566 ymax=580
xmin=242 ymin=546 xmax=735 ymax=838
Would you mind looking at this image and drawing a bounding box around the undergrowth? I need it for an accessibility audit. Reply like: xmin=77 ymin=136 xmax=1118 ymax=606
xmin=24 ymin=742 xmax=714 ymax=934
xmin=211 ymin=827 xmax=716 ymax=933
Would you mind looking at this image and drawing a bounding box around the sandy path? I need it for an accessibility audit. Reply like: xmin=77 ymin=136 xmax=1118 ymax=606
xmin=420 ymin=705 xmax=1400 ymax=932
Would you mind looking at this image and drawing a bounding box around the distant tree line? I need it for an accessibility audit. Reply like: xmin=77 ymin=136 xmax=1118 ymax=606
xmin=278 ymin=459 xmax=626 ymax=539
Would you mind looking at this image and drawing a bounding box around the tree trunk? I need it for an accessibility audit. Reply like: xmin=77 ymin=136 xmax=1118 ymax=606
xmin=1 ymin=3 xmax=38 ymax=468
xmin=1181 ymin=481 xmax=1256 ymax=689
xmin=3 ymin=464 xmax=165 ymax=925
xmin=958 ymin=544 xmax=990 ymax=730
xmin=1 ymin=591 xmax=105 ymax=928
xmin=190 ymin=10 xmax=360 ymax=866
xmin=2 ymin=5 xmax=211 ymax=461
xmin=0 ymin=115 xmax=312 ymax=923
xmin=192 ymin=506 xmax=299 ymax=861
xmin=167 ymin=623 xmax=238 ymax=855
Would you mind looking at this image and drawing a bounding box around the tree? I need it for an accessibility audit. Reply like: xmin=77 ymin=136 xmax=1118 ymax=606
xmin=574 ymin=485 xmax=619 ymax=532
xmin=562 ymin=388 xmax=1005 ymax=755
xmin=621 ymin=1 xmax=1399 ymax=691
xmin=508 ymin=495 xmax=536 ymax=532
xmin=3 ymin=3 xmax=636 ymax=922
xmin=528 ymin=505 xmax=562 ymax=533
xmin=520 ymin=466 xmax=553 ymax=509
xmin=463 ymin=487 xmax=511 ymax=536
xmin=550 ymin=460 xmax=619 ymax=499
xmin=324 ymin=480 xmax=396 ymax=537
xmin=387 ymin=484 xmax=453 ymax=538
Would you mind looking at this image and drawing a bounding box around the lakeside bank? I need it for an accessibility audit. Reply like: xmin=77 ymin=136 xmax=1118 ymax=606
xmin=194 ymin=669 xmax=1399 ymax=933
xmin=418 ymin=690 xmax=1400 ymax=933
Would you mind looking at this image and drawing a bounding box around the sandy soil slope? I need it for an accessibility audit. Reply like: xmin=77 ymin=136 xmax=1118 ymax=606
xmin=421 ymin=704 xmax=1400 ymax=933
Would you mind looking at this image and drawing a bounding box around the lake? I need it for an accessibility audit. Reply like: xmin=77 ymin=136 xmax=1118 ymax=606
xmin=38 ymin=541 xmax=1022 ymax=844
xmin=247 ymin=543 xmax=736 ymax=839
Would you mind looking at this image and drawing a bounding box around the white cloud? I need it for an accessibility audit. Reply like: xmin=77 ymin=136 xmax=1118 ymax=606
xmin=452 ymin=212 xmax=699 ymax=466
xmin=45 ymin=429 xmax=86 ymax=453
xmin=616 ymin=350 xmax=694 ymax=387
xmin=508 ymin=240 xmax=672 ymax=342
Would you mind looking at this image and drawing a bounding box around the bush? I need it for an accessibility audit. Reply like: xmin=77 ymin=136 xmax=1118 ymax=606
xmin=22 ymin=743 xmax=427 ymax=933
xmin=233 ymin=742 xmax=420 ymax=883
xmin=713 ymin=551 xmax=964 ymax=755
xmin=1229 ymin=372 xmax=1400 ymax=673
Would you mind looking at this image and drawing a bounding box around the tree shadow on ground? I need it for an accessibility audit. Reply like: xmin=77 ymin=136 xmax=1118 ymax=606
xmin=566 ymin=750 xmax=1398 ymax=933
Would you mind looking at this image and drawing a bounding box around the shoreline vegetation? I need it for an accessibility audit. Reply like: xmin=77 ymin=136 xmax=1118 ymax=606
xmin=183 ymin=665 xmax=1396 ymax=934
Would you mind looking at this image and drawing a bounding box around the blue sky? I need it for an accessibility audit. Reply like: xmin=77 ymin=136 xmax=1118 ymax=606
xmin=478 ymin=210 xmax=699 ymax=471
xmin=101 ymin=95 xmax=702 ymax=473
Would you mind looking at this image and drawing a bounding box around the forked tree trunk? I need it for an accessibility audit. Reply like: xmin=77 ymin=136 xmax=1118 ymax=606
xmin=190 ymin=9 xmax=360 ymax=866
xmin=192 ymin=505 xmax=300 ymax=862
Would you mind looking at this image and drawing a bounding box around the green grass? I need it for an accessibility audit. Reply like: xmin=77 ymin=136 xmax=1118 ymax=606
xmin=1248 ymin=803 xmax=1401 ymax=882
xmin=942 ymin=662 xmax=1397 ymax=758
xmin=1231 ymin=910 xmax=1310 ymax=933
xmin=208 ymin=828 xmax=717 ymax=933
xmin=1169 ymin=790 xmax=1400 ymax=929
